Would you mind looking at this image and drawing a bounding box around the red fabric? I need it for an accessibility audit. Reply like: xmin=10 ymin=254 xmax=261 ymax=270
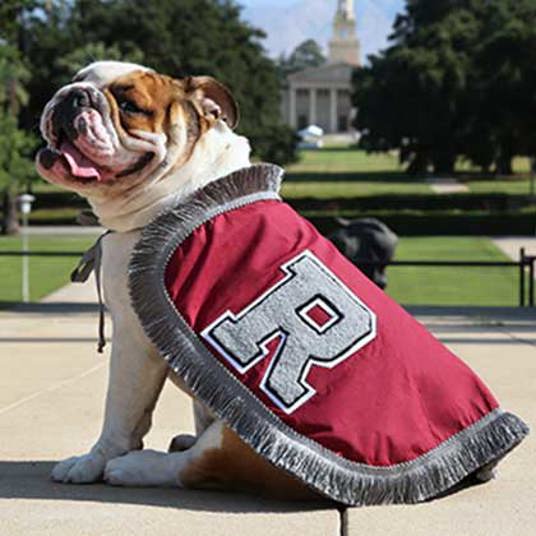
xmin=306 ymin=304 xmax=333 ymax=327
xmin=165 ymin=200 xmax=498 ymax=467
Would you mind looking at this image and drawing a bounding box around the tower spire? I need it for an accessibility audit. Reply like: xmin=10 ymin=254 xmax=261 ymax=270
xmin=329 ymin=0 xmax=361 ymax=66
xmin=338 ymin=0 xmax=355 ymax=20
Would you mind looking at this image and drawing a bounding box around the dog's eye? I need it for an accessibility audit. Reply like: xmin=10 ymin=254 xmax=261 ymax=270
xmin=118 ymin=99 xmax=144 ymax=114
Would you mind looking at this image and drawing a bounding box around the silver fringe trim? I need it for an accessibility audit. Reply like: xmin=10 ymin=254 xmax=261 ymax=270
xmin=128 ymin=163 xmax=529 ymax=506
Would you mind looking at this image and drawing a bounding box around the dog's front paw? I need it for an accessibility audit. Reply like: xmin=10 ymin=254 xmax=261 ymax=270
xmin=51 ymin=452 xmax=107 ymax=484
xmin=104 ymin=450 xmax=180 ymax=487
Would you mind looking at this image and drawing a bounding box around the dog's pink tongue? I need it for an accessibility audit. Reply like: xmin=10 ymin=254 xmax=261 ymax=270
xmin=60 ymin=141 xmax=102 ymax=181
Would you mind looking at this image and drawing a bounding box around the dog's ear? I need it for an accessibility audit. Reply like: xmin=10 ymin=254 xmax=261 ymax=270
xmin=184 ymin=76 xmax=239 ymax=130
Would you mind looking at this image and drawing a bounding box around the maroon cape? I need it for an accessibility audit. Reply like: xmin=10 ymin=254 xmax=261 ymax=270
xmin=129 ymin=164 xmax=528 ymax=505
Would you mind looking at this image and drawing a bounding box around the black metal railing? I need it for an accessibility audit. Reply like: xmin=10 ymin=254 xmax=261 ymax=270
xmin=352 ymin=247 xmax=535 ymax=307
xmin=0 ymin=247 xmax=534 ymax=307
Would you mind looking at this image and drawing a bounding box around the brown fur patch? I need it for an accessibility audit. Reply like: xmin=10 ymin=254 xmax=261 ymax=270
xmin=105 ymin=71 xmax=183 ymax=134
xmin=100 ymin=71 xmax=209 ymax=181
xmin=103 ymin=71 xmax=238 ymax=143
xmin=179 ymin=426 xmax=320 ymax=501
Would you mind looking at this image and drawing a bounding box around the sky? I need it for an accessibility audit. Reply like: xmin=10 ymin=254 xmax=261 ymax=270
xmin=238 ymin=0 xmax=406 ymax=61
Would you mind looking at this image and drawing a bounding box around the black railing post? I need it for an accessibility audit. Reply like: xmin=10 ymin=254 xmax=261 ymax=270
xmin=519 ymin=248 xmax=526 ymax=308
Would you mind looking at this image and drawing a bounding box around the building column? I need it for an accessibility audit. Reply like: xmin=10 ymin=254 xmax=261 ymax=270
xmin=289 ymin=84 xmax=297 ymax=129
xmin=309 ymin=88 xmax=317 ymax=126
xmin=330 ymin=88 xmax=338 ymax=133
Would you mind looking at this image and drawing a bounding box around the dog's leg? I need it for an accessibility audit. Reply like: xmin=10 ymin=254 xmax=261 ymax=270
xmin=104 ymin=420 xmax=318 ymax=500
xmin=168 ymin=399 xmax=215 ymax=452
xmin=193 ymin=399 xmax=215 ymax=435
xmin=51 ymin=315 xmax=169 ymax=484
xmin=104 ymin=420 xmax=224 ymax=488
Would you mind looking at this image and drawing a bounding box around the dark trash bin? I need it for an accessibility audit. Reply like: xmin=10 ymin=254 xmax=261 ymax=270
xmin=329 ymin=218 xmax=398 ymax=289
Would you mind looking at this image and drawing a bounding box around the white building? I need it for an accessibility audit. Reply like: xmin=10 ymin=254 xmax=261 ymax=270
xmin=281 ymin=0 xmax=361 ymax=133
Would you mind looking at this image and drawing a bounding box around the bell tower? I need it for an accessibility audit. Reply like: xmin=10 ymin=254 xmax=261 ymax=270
xmin=328 ymin=0 xmax=361 ymax=66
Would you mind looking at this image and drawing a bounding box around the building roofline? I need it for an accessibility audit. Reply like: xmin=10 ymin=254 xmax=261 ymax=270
xmin=287 ymin=61 xmax=355 ymax=81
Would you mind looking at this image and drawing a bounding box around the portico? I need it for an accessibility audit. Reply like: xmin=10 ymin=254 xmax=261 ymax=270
xmin=283 ymin=63 xmax=355 ymax=133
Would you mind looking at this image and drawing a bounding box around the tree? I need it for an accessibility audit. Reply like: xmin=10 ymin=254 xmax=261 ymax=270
xmin=55 ymin=42 xmax=144 ymax=83
xmin=278 ymin=39 xmax=326 ymax=78
xmin=0 ymin=45 xmax=30 ymax=116
xmin=353 ymin=0 xmax=536 ymax=175
xmin=0 ymin=0 xmax=39 ymax=45
xmin=0 ymin=111 xmax=36 ymax=190
xmin=354 ymin=0 xmax=481 ymax=174
xmin=466 ymin=0 xmax=536 ymax=174
xmin=0 ymin=44 xmax=36 ymax=234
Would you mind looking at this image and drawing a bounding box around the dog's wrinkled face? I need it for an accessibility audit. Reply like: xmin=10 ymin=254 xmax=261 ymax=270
xmin=36 ymin=61 xmax=239 ymax=196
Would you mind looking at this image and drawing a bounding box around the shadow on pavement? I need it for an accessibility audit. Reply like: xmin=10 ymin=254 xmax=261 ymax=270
xmin=0 ymin=337 xmax=105 ymax=344
xmin=0 ymin=461 xmax=330 ymax=514
xmin=1 ymin=302 xmax=102 ymax=314
xmin=0 ymin=461 xmax=491 ymax=512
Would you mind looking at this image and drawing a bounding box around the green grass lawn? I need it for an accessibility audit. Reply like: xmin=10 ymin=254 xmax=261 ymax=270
xmin=283 ymin=147 xmax=536 ymax=198
xmin=0 ymin=235 xmax=96 ymax=305
xmin=282 ymin=180 xmax=433 ymax=198
xmin=1 ymin=147 xmax=528 ymax=307
xmin=284 ymin=148 xmax=432 ymax=198
xmin=387 ymin=237 xmax=518 ymax=306
xmin=288 ymin=148 xmax=403 ymax=174
xmin=457 ymin=155 xmax=531 ymax=174
xmin=464 ymin=177 xmax=535 ymax=195
xmin=20 ymin=147 xmax=536 ymax=199
xmin=459 ymin=155 xmax=534 ymax=194
xmin=0 ymin=234 xmax=518 ymax=307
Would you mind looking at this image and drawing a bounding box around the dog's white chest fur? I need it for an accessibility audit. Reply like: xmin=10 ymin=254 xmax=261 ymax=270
xmin=102 ymin=231 xmax=142 ymax=321
xmin=45 ymin=60 xmax=256 ymax=488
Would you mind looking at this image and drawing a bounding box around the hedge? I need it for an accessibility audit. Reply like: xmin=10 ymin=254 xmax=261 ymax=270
xmin=307 ymin=210 xmax=536 ymax=236
xmin=288 ymin=194 xmax=534 ymax=212
xmin=33 ymin=190 xmax=534 ymax=212
xmin=2 ymin=191 xmax=535 ymax=237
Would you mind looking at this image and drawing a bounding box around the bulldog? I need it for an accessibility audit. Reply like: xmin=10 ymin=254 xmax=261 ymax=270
xmin=36 ymin=61 xmax=315 ymax=499
xmin=36 ymin=61 xmax=527 ymax=505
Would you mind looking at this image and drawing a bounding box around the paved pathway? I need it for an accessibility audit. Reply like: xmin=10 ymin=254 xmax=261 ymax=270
xmin=346 ymin=309 xmax=536 ymax=535
xmin=1 ymin=280 xmax=534 ymax=535
xmin=493 ymin=236 xmax=536 ymax=265
xmin=427 ymin=177 xmax=470 ymax=194
xmin=41 ymin=273 xmax=99 ymax=304
xmin=23 ymin=226 xmax=104 ymax=236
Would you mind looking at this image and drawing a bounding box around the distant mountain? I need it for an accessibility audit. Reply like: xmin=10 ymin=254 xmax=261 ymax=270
xmin=240 ymin=0 xmax=405 ymax=62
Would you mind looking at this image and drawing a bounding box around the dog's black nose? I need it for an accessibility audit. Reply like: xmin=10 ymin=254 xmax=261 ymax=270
xmin=52 ymin=87 xmax=93 ymax=142
xmin=65 ymin=88 xmax=91 ymax=110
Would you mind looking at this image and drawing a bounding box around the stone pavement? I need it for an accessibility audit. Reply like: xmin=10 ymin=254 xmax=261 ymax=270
xmin=493 ymin=236 xmax=536 ymax=266
xmin=0 ymin=280 xmax=534 ymax=535
xmin=426 ymin=178 xmax=470 ymax=194
xmin=23 ymin=226 xmax=104 ymax=236
xmin=346 ymin=309 xmax=536 ymax=536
